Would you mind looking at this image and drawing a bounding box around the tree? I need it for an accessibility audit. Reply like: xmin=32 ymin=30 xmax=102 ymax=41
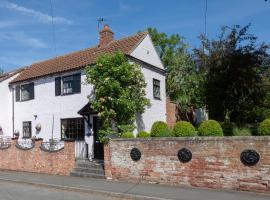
xmin=148 ymin=27 xmax=204 ymax=123
xmin=85 ymin=51 xmax=150 ymax=137
xmin=194 ymin=24 xmax=270 ymax=124
xmin=0 ymin=68 xmax=3 ymax=75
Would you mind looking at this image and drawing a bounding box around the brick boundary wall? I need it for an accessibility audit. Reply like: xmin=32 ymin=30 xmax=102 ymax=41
xmin=0 ymin=139 xmax=75 ymax=176
xmin=104 ymin=137 xmax=270 ymax=193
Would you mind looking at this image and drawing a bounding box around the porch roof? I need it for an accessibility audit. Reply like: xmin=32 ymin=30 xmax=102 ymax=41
xmin=78 ymin=102 xmax=97 ymax=116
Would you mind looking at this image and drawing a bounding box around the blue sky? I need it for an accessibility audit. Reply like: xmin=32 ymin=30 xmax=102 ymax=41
xmin=0 ymin=0 xmax=270 ymax=72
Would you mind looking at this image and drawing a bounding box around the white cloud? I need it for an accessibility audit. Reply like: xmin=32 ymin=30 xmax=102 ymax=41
xmin=1 ymin=1 xmax=72 ymax=25
xmin=0 ymin=32 xmax=47 ymax=48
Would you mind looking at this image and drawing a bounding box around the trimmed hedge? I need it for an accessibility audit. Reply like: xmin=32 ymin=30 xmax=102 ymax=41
xmin=198 ymin=120 xmax=223 ymax=136
xmin=137 ymin=131 xmax=151 ymax=138
xmin=121 ymin=132 xmax=135 ymax=138
xmin=156 ymin=129 xmax=172 ymax=137
xmin=232 ymin=127 xmax=252 ymax=136
xmin=150 ymin=121 xmax=170 ymax=137
xmin=258 ymin=118 xmax=270 ymax=136
xmin=172 ymin=121 xmax=197 ymax=137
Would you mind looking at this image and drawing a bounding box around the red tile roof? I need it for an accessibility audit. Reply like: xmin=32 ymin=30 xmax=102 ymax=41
xmin=10 ymin=31 xmax=148 ymax=84
xmin=0 ymin=68 xmax=26 ymax=83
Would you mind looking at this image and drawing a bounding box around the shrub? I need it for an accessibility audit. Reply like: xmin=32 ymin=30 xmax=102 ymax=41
xmin=121 ymin=132 xmax=135 ymax=138
xmin=232 ymin=127 xmax=252 ymax=136
xmin=172 ymin=121 xmax=197 ymax=137
xmin=137 ymin=131 xmax=151 ymax=138
xmin=198 ymin=120 xmax=223 ymax=136
xmin=156 ymin=129 xmax=172 ymax=137
xmin=258 ymin=118 xmax=270 ymax=136
xmin=150 ymin=121 xmax=169 ymax=137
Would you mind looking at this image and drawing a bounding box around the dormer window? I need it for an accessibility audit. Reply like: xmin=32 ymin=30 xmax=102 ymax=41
xmin=15 ymin=82 xmax=35 ymax=102
xmin=55 ymin=73 xmax=81 ymax=96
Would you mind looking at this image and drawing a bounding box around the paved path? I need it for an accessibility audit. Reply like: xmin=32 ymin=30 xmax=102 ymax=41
xmin=0 ymin=181 xmax=115 ymax=200
xmin=0 ymin=170 xmax=269 ymax=200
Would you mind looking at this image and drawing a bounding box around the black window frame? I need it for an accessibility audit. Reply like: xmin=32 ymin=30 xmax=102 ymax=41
xmin=22 ymin=121 xmax=32 ymax=139
xmin=153 ymin=78 xmax=161 ymax=100
xmin=61 ymin=118 xmax=85 ymax=141
xmin=55 ymin=73 xmax=81 ymax=96
xmin=15 ymin=82 xmax=35 ymax=102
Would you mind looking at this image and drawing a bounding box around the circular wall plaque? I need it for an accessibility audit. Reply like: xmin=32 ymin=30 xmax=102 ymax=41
xmin=240 ymin=149 xmax=260 ymax=166
xmin=130 ymin=148 xmax=141 ymax=161
xmin=178 ymin=148 xmax=192 ymax=163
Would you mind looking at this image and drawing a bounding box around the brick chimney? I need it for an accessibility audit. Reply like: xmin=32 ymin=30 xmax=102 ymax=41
xmin=99 ymin=24 xmax=114 ymax=47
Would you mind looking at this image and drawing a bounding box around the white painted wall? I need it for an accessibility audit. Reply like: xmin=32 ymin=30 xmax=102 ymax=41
xmin=9 ymin=33 xmax=166 ymax=142
xmin=0 ymin=75 xmax=18 ymax=137
xmin=138 ymin=65 xmax=166 ymax=132
xmin=13 ymin=70 xmax=93 ymax=141
xmin=131 ymin=34 xmax=164 ymax=70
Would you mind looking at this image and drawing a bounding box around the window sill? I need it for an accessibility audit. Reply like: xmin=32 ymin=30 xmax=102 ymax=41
xmin=154 ymin=97 xmax=161 ymax=101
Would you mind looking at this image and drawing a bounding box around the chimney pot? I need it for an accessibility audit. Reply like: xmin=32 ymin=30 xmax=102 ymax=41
xmin=99 ymin=24 xmax=114 ymax=47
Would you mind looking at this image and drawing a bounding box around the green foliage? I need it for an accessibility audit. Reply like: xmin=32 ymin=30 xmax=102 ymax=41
xmin=258 ymin=118 xmax=270 ymax=136
xmin=121 ymin=132 xmax=135 ymax=138
xmin=232 ymin=127 xmax=252 ymax=136
xmin=0 ymin=68 xmax=3 ymax=75
xmin=172 ymin=121 xmax=197 ymax=137
xmin=150 ymin=121 xmax=170 ymax=137
xmin=148 ymin=27 xmax=204 ymax=123
xmin=86 ymin=51 xmax=150 ymax=138
xmin=156 ymin=128 xmax=172 ymax=137
xmin=194 ymin=24 xmax=270 ymax=124
xmin=118 ymin=124 xmax=136 ymax=133
xmin=198 ymin=120 xmax=223 ymax=136
xmin=98 ymin=126 xmax=119 ymax=144
xmin=137 ymin=131 xmax=151 ymax=138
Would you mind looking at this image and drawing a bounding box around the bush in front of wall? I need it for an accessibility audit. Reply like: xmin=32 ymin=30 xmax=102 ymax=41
xmin=150 ymin=121 xmax=170 ymax=137
xmin=121 ymin=132 xmax=135 ymax=138
xmin=137 ymin=131 xmax=151 ymax=138
xmin=258 ymin=118 xmax=270 ymax=136
xmin=198 ymin=120 xmax=223 ymax=136
xmin=156 ymin=128 xmax=172 ymax=137
xmin=232 ymin=126 xmax=252 ymax=136
xmin=172 ymin=121 xmax=197 ymax=137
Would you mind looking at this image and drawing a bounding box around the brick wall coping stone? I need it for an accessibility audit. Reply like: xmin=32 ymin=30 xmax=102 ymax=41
xmin=110 ymin=136 xmax=270 ymax=142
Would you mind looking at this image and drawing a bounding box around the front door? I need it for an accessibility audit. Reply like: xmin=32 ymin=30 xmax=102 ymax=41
xmin=93 ymin=116 xmax=104 ymax=160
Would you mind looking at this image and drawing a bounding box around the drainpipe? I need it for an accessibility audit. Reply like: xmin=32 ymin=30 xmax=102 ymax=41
xmin=12 ymin=86 xmax=15 ymax=138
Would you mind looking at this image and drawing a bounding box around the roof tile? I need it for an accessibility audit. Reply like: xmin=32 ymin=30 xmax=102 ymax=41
xmin=10 ymin=31 xmax=147 ymax=84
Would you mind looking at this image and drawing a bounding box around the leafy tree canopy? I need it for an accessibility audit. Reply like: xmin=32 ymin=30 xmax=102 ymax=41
xmin=194 ymin=24 xmax=270 ymax=124
xmin=85 ymin=51 xmax=150 ymax=138
xmin=148 ymin=27 xmax=204 ymax=122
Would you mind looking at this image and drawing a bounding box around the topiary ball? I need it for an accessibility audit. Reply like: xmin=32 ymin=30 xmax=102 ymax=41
xmin=150 ymin=121 xmax=169 ymax=137
xmin=172 ymin=121 xmax=197 ymax=137
xmin=156 ymin=129 xmax=172 ymax=137
xmin=198 ymin=120 xmax=223 ymax=136
xmin=121 ymin=132 xmax=135 ymax=138
xmin=137 ymin=131 xmax=151 ymax=138
xmin=258 ymin=118 xmax=270 ymax=136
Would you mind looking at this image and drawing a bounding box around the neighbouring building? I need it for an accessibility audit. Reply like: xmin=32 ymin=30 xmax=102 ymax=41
xmin=0 ymin=25 xmax=166 ymax=160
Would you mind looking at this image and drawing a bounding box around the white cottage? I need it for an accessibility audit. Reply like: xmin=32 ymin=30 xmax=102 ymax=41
xmin=0 ymin=25 xmax=166 ymax=160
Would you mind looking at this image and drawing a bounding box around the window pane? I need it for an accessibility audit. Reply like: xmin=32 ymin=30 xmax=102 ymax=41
xmin=21 ymin=83 xmax=34 ymax=101
xmin=23 ymin=121 xmax=32 ymax=138
xmin=153 ymin=79 xmax=161 ymax=99
xmin=61 ymin=118 xmax=84 ymax=140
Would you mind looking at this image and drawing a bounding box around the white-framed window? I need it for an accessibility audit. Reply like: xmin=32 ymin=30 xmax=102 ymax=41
xmin=153 ymin=78 xmax=161 ymax=99
xmin=55 ymin=73 xmax=81 ymax=96
xmin=15 ymin=82 xmax=35 ymax=102
xmin=22 ymin=121 xmax=32 ymax=139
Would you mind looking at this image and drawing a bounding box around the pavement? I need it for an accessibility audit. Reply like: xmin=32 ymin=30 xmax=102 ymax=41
xmin=0 ymin=170 xmax=269 ymax=200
